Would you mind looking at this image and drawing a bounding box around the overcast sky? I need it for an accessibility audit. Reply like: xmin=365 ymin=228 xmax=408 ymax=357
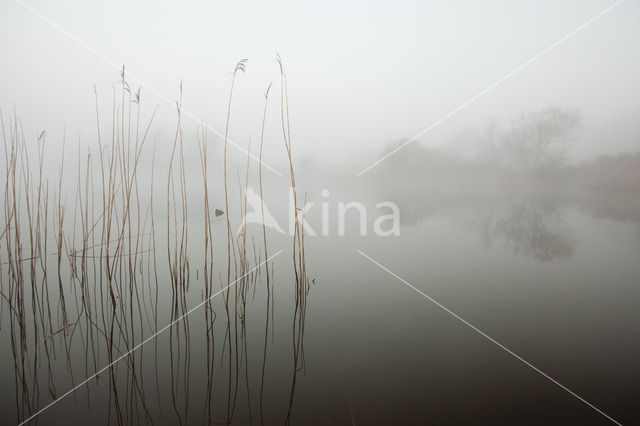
xmin=1 ymin=0 xmax=639 ymax=168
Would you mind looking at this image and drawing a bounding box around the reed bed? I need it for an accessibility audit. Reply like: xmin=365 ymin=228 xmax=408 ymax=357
xmin=0 ymin=57 xmax=310 ymax=425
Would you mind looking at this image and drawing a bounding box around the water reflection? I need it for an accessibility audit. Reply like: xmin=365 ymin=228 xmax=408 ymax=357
xmin=362 ymin=168 xmax=640 ymax=262
xmin=480 ymin=200 xmax=575 ymax=261
xmin=2 ymin=243 xmax=309 ymax=425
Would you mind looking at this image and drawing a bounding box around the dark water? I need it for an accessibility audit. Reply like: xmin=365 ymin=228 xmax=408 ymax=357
xmin=1 ymin=187 xmax=639 ymax=425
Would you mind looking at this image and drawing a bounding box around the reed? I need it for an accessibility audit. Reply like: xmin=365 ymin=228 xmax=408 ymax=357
xmin=1 ymin=58 xmax=311 ymax=425
xmin=223 ymin=59 xmax=247 ymax=304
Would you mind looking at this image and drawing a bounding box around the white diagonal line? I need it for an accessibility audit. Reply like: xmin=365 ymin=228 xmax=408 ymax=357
xmin=356 ymin=249 xmax=622 ymax=425
xmin=356 ymin=0 xmax=625 ymax=176
xmin=16 ymin=250 xmax=282 ymax=426
xmin=14 ymin=0 xmax=283 ymax=177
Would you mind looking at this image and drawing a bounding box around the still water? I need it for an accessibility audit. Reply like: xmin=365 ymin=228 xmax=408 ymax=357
xmin=1 ymin=187 xmax=638 ymax=425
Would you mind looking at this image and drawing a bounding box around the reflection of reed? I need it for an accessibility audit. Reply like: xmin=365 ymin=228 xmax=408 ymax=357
xmin=2 ymin=58 xmax=312 ymax=425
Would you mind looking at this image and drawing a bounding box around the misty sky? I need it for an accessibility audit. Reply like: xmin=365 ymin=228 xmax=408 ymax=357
xmin=1 ymin=0 xmax=639 ymax=168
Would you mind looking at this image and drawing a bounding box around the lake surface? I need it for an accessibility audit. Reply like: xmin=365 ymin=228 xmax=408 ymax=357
xmin=1 ymin=186 xmax=638 ymax=425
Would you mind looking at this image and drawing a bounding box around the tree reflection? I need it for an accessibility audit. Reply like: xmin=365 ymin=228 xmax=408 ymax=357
xmin=484 ymin=200 xmax=575 ymax=261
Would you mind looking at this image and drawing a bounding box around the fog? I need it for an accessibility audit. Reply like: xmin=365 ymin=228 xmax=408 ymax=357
xmin=2 ymin=1 xmax=640 ymax=425
xmin=2 ymin=0 xmax=639 ymax=169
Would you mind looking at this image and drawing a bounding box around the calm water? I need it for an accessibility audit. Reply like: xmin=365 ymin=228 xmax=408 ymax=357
xmin=1 ymin=187 xmax=639 ymax=425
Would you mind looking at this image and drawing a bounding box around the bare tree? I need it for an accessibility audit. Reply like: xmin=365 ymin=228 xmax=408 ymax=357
xmin=501 ymin=106 xmax=581 ymax=169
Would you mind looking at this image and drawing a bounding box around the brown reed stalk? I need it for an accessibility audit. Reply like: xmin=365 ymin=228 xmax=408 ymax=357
xmin=223 ymin=59 xmax=247 ymax=303
xmin=276 ymin=55 xmax=306 ymax=293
